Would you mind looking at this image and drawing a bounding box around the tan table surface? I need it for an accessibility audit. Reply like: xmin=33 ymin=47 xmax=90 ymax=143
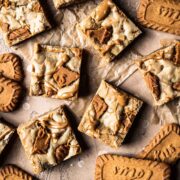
xmin=0 ymin=0 xmax=180 ymax=179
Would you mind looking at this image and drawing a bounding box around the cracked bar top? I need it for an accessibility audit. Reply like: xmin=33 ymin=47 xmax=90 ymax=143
xmin=0 ymin=0 xmax=51 ymax=46
xmin=53 ymin=0 xmax=84 ymax=9
xmin=30 ymin=44 xmax=82 ymax=100
xmin=17 ymin=106 xmax=81 ymax=174
xmin=136 ymin=42 xmax=180 ymax=106
xmin=78 ymin=0 xmax=141 ymax=62
xmin=0 ymin=118 xmax=15 ymax=156
xmin=95 ymin=154 xmax=171 ymax=180
xmin=78 ymin=80 xmax=143 ymax=148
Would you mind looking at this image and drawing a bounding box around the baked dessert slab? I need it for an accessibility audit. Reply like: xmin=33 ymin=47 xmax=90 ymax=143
xmin=0 ymin=165 xmax=33 ymax=180
xmin=30 ymin=44 xmax=82 ymax=100
xmin=0 ymin=0 xmax=51 ymax=46
xmin=53 ymin=0 xmax=84 ymax=9
xmin=78 ymin=0 xmax=141 ymax=62
xmin=137 ymin=0 xmax=180 ymax=35
xmin=0 ymin=118 xmax=15 ymax=156
xmin=138 ymin=123 xmax=180 ymax=164
xmin=136 ymin=42 xmax=180 ymax=106
xmin=78 ymin=80 xmax=143 ymax=148
xmin=17 ymin=106 xmax=81 ymax=174
xmin=0 ymin=74 xmax=22 ymax=112
xmin=0 ymin=53 xmax=23 ymax=81
xmin=95 ymin=154 xmax=171 ymax=180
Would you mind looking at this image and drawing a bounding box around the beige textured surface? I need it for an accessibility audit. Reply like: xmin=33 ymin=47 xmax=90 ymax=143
xmin=0 ymin=0 xmax=179 ymax=179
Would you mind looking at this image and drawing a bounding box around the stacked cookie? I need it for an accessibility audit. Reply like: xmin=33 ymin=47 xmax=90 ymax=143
xmin=0 ymin=0 xmax=179 ymax=179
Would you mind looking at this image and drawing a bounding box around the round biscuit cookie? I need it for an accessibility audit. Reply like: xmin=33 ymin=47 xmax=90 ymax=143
xmin=0 ymin=75 xmax=22 ymax=112
xmin=0 ymin=53 xmax=23 ymax=81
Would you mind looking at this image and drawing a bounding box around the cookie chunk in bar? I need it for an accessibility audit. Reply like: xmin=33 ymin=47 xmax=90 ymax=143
xmin=17 ymin=106 xmax=81 ymax=174
xmin=0 ymin=118 xmax=15 ymax=156
xmin=30 ymin=44 xmax=82 ymax=100
xmin=78 ymin=0 xmax=141 ymax=62
xmin=0 ymin=0 xmax=51 ymax=46
xmin=0 ymin=165 xmax=33 ymax=180
xmin=138 ymin=123 xmax=180 ymax=164
xmin=136 ymin=42 xmax=180 ymax=106
xmin=78 ymin=80 xmax=143 ymax=148
xmin=95 ymin=154 xmax=171 ymax=180
xmin=53 ymin=0 xmax=84 ymax=9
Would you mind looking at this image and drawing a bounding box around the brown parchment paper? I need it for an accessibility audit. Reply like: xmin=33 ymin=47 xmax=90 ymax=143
xmin=0 ymin=0 xmax=180 ymax=179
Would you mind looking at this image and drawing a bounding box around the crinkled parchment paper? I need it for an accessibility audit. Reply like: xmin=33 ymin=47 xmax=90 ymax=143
xmin=0 ymin=0 xmax=179 ymax=179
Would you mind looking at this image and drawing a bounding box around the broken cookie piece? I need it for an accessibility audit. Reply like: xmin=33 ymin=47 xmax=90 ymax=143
xmin=0 ymin=0 xmax=51 ymax=46
xmin=136 ymin=42 xmax=180 ymax=106
xmin=30 ymin=44 xmax=82 ymax=100
xmin=78 ymin=0 xmax=141 ymax=62
xmin=17 ymin=106 xmax=81 ymax=174
xmin=78 ymin=80 xmax=143 ymax=148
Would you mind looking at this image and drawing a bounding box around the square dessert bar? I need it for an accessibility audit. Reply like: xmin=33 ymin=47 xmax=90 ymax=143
xmin=53 ymin=0 xmax=84 ymax=9
xmin=78 ymin=80 xmax=143 ymax=148
xmin=0 ymin=118 xmax=15 ymax=156
xmin=0 ymin=0 xmax=51 ymax=46
xmin=30 ymin=44 xmax=82 ymax=100
xmin=17 ymin=106 xmax=81 ymax=174
xmin=78 ymin=0 xmax=141 ymax=62
xmin=136 ymin=42 xmax=180 ymax=106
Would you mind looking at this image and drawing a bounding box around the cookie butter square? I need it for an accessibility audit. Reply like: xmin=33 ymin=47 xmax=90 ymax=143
xmin=53 ymin=0 xmax=84 ymax=9
xmin=17 ymin=106 xmax=81 ymax=174
xmin=78 ymin=80 xmax=143 ymax=148
xmin=0 ymin=0 xmax=51 ymax=46
xmin=78 ymin=0 xmax=141 ymax=62
xmin=136 ymin=42 xmax=180 ymax=106
xmin=30 ymin=44 xmax=82 ymax=100
xmin=0 ymin=118 xmax=15 ymax=156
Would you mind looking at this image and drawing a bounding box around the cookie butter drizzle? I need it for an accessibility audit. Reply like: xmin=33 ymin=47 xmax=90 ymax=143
xmin=18 ymin=107 xmax=81 ymax=174
xmin=30 ymin=44 xmax=82 ymax=100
